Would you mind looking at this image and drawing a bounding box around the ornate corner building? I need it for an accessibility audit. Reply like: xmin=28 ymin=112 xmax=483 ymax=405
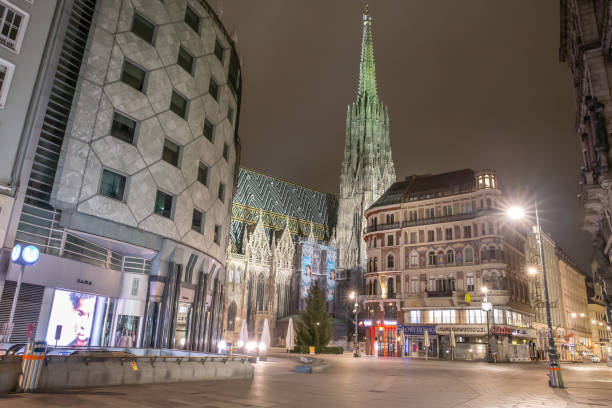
xmin=560 ymin=0 xmax=612 ymax=315
xmin=336 ymin=7 xmax=396 ymax=284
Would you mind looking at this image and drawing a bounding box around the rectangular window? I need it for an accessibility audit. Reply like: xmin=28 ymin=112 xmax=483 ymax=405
xmin=209 ymin=77 xmax=219 ymax=101
xmin=218 ymin=183 xmax=226 ymax=202
xmin=466 ymin=276 xmax=474 ymax=292
xmin=121 ymin=60 xmax=146 ymax=92
xmin=214 ymin=38 xmax=224 ymax=62
xmin=445 ymin=228 xmax=452 ymax=241
xmin=154 ymin=190 xmax=173 ymax=218
xmin=463 ymin=225 xmax=471 ymax=238
xmin=214 ymin=224 xmax=221 ymax=244
xmin=170 ymin=90 xmax=188 ymax=119
xmin=184 ymin=6 xmax=200 ymax=33
xmin=197 ymin=162 xmax=209 ymax=186
xmin=0 ymin=58 xmax=14 ymax=108
xmin=223 ymin=143 xmax=230 ymax=160
xmin=177 ymin=46 xmax=194 ymax=74
xmin=131 ymin=13 xmax=155 ymax=44
xmin=410 ymin=232 xmax=417 ymax=244
xmin=191 ymin=209 xmax=204 ymax=233
xmin=0 ymin=3 xmax=26 ymax=52
xmin=419 ymin=230 xmax=424 ymax=243
xmin=162 ymin=139 xmax=180 ymax=167
xmin=387 ymin=235 xmax=393 ymax=246
xmin=494 ymin=309 xmax=504 ymax=324
xmin=99 ymin=169 xmax=126 ymax=201
xmin=411 ymin=279 xmax=419 ymax=293
xmin=427 ymin=230 xmax=434 ymax=242
xmin=409 ymin=310 xmax=420 ymax=323
xmin=436 ymin=228 xmax=442 ymax=241
xmin=110 ymin=112 xmax=137 ymax=144
xmin=203 ymin=118 xmax=215 ymax=141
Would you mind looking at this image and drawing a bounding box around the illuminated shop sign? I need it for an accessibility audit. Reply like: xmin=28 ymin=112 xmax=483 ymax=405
xmin=436 ymin=325 xmax=487 ymax=335
xmin=383 ymin=320 xmax=397 ymax=326
xmin=362 ymin=320 xmax=373 ymax=327
xmin=403 ymin=325 xmax=436 ymax=335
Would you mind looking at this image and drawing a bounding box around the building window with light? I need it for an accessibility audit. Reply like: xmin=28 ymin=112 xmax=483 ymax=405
xmin=0 ymin=57 xmax=15 ymax=108
xmin=409 ymin=310 xmax=420 ymax=323
xmin=464 ymin=246 xmax=473 ymax=263
xmin=410 ymin=251 xmax=419 ymax=267
xmin=466 ymin=275 xmax=474 ymax=291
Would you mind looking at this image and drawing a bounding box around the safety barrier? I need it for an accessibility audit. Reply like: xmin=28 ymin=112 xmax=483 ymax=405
xmin=0 ymin=354 xmax=253 ymax=392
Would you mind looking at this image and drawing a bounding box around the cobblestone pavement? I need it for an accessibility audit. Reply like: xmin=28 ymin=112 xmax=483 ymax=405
xmin=2 ymin=354 xmax=612 ymax=408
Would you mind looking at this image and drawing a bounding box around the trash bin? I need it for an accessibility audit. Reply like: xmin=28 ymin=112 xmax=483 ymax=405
xmin=18 ymin=340 xmax=47 ymax=392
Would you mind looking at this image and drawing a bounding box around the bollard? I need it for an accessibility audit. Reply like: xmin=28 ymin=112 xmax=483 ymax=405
xmin=18 ymin=340 xmax=47 ymax=392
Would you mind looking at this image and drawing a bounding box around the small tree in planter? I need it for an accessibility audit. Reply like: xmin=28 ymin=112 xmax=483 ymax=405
xmin=296 ymin=281 xmax=332 ymax=353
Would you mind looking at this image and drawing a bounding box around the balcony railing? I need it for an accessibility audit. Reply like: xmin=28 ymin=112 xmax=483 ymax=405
xmin=365 ymin=222 xmax=400 ymax=233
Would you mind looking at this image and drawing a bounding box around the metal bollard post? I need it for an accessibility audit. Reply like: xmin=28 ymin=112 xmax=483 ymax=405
xmin=18 ymin=340 xmax=47 ymax=392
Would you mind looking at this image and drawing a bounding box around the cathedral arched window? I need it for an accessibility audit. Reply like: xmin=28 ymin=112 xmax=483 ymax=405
xmin=228 ymin=268 xmax=234 ymax=283
xmin=235 ymin=269 xmax=241 ymax=283
xmin=227 ymin=302 xmax=237 ymax=332
xmin=489 ymin=246 xmax=497 ymax=261
xmin=256 ymin=274 xmax=265 ymax=311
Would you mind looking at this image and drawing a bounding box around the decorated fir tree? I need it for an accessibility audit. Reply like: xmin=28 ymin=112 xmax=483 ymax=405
xmin=296 ymin=281 xmax=333 ymax=352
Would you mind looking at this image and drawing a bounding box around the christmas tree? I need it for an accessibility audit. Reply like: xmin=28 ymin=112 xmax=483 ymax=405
xmin=296 ymin=281 xmax=333 ymax=352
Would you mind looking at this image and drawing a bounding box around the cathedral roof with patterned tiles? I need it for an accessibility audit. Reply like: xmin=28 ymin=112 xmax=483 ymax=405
xmin=229 ymin=167 xmax=338 ymax=253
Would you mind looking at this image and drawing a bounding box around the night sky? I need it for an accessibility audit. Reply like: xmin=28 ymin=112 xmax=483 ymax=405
xmin=221 ymin=0 xmax=593 ymax=271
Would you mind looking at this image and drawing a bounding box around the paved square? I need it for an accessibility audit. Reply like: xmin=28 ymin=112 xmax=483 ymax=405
xmin=2 ymin=355 xmax=612 ymax=407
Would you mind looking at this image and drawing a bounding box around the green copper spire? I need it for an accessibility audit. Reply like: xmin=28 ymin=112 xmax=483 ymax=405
xmin=358 ymin=5 xmax=378 ymax=100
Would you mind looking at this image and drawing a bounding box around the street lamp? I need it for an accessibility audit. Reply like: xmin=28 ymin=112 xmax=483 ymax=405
xmin=506 ymin=202 xmax=564 ymax=388
xmin=350 ymin=291 xmax=359 ymax=357
xmin=481 ymin=286 xmax=493 ymax=362
xmin=1 ymin=244 xmax=40 ymax=343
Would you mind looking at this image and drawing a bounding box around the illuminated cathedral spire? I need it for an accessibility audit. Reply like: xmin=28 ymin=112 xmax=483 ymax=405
xmin=337 ymin=6 xmax=396 ymax=271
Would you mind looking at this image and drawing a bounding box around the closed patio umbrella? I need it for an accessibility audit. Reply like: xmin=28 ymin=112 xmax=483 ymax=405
xmin=260 ymin=318 xmax=271 ymax=351
xmin=239 ymin=320 xmax=248 ymax=351
xmin=424 ymin=330 xmax=430 ymax=360
xmin=285 ymin=317 xmax=295 ymax=352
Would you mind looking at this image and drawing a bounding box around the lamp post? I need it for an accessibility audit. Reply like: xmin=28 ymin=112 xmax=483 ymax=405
xmin=507 ymin=203 xmax=564 ymax=388
xmin=2 ymin=244 xmax=40 ymax=343
xmin=481 ymin=286 xmax=492 ymax=362
xmin=350 ymin=291 xmax=359 ymax=357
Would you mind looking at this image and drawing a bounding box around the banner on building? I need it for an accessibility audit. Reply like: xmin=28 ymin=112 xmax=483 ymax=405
xmin=326 ymin=260 xmax=336 ymax=302
xmin=300 ymin=256 xmax=312 ymax=299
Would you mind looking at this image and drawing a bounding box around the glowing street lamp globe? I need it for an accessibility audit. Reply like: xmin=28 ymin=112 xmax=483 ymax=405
xmin=528 ymin=267 xmax=538 ymax=275
xmin=507 ymin=206 xmax=525 ymax=220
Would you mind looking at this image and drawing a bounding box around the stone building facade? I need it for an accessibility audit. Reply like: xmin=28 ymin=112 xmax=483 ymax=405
xmin=223 ymin=168 xmax=338 ymax=346
xmin=587 ymin=276 xmax=611 ymax=360
xmin=0 ymin=0 xmax=241 ymax=352
xmin=336 ymin=7 xmax=395 ymax=285
xmin=560 ymin=0 xmax=612 ymax=314
xmin=362 ymin=169 xmax=535 ymax=361
xmin=0 ymin=0 xmax=58 ymax=250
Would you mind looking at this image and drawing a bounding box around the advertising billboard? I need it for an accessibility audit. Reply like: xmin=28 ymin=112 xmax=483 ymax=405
xmin=46 ymin=289 xmax=98 ymax=347
xmin=301 ymin=255 xmax=313 ymax=300
xmin=326 ymin=260 xmax=336 ymax=302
